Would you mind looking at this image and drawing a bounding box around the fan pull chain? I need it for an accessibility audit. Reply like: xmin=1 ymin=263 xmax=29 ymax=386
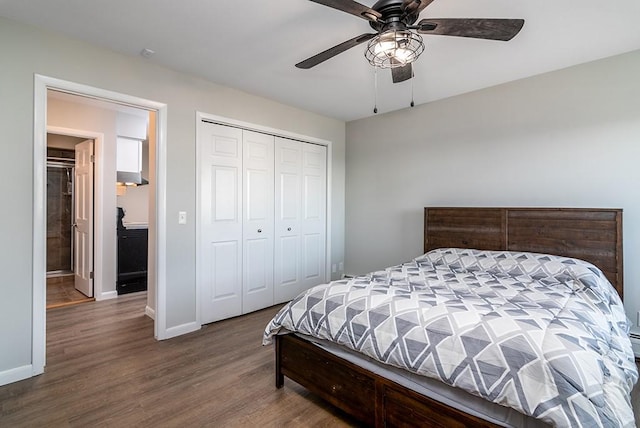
xmin=410 ymin=74 xmax=415 ymax=108
xmin=373 ymin=67 xmax=378 ymax=114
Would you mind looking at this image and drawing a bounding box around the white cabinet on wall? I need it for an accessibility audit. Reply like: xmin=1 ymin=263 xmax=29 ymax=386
xmin=198 ymin=120 xmax=327 ymax=324
xmin=116 ymin=137 xmax=142 ymax=173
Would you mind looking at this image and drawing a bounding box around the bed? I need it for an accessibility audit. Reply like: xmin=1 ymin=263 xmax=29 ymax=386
xmin=263 ymin=207 xmax=637 ymax=427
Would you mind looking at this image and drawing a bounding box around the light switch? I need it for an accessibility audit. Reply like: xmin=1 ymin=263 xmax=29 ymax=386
xmin=178 ymin=211 xmax=187 ymax=224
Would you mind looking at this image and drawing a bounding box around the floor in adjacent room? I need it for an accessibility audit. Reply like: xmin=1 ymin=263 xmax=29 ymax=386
xmin=46 ymin=275 xmax=94 ymax=309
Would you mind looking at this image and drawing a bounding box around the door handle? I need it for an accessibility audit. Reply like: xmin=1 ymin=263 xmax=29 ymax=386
xmin=257 ymin=229 xmax=262 ymax=233
xmin=287 ymin=227 xmax=292 ymax=231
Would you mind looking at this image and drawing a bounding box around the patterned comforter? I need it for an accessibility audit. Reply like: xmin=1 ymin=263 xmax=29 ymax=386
xmin=264 ymin=248 xmax=638 ymax=427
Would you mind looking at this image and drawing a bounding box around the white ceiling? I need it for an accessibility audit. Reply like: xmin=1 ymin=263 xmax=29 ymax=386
xmin=2 ymin=0 xmax=640 ymax=121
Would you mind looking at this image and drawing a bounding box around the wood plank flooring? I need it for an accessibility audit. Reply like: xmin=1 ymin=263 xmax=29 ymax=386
xmin=0 ymin=293 xmax=358 ymax=427
xmin=47 ymin=275 xmax=93 ymax=309
xmin=1 ymin=292 xmax=638 ymax=427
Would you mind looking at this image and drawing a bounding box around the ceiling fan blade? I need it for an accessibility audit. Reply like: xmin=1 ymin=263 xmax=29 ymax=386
xmin=391 ymin=63 xmax=413 ymax=83
xmin=417 ymin=18 xmax=525 ymax=41
xmin=296 ymin=33 xmax=377 ymax=69
xmin=402 ymin=0 xmax=436 ymax=17
xmin=309 ymin=0 xmax=382 ymax=22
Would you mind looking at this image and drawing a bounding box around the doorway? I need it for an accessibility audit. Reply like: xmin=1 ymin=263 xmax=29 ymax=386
xmin=33 ymin=75 xmax=170 ymax=377
xmin=46 ymin=134 xmax=95 ymax=308
xmin=46 ymin=142 xmax=78 ymax=277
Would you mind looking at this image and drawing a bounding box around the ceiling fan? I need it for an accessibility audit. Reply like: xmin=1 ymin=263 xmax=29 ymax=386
xmin=296 ymin=0 xmax=525 ymax=83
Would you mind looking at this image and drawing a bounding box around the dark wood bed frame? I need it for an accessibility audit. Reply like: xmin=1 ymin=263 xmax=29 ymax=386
xmin=275 ymin=207 xmax=623 ymax=427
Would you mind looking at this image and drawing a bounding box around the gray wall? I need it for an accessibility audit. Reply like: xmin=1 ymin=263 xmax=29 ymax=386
xmin=346 ymin=49 xmax=640 ymax=337
xmin=0 ymin=17 xmax=345 ymax=377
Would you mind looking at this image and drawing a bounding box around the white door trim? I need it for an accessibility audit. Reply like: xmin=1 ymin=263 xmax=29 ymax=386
xmin=33 ymin=74 xmax=169 ymax=377
xmin=195 ymin=111 xmax=333 ymax=326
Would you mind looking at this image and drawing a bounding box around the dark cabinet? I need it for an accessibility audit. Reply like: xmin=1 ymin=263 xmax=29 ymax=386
xmin=117 ymin=228 xmax=148 ymax=294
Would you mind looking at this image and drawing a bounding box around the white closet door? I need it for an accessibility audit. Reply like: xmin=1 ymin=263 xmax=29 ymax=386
xmin=242 ymin=130 xmax=274 ymax=313
xmin=274 ymin=138 xmax=302 ymax=303
xmin=199 ymin=122 xmax=243 ymax=323
xmin=300 ymin=143 xmax=327 ymax=291
xmin=274 ymin=138 xmax=327 ymax=303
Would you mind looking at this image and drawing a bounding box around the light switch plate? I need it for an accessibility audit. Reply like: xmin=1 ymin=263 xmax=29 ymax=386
xmin=178 ymin=211 xmax=187 ymax=224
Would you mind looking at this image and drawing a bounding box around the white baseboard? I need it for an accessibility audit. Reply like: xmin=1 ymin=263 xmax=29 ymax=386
xmin=0 ymin=364 xmax=33 ymax=387
xmin=96 ymin=291 xmax=118 ymax=301
xmin=161 ymin=321 xmax=200 ymax=340
xmin=145 ymin=305 xmax=156 ymax=320
xmin=630 ymin=335 xmax=640 ymax=359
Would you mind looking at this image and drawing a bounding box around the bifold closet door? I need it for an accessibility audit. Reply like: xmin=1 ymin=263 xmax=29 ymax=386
xmin=242 ymin=130 xmax=274 ymax=313
xmin=199 ymin=122 xmax=275 ymax=323
xmin=274 ymin=137 xmax=327 ymax=303
xmin=199 ymin=120 xmax=326 ymax=323
xmin=199 ymin=122 xmax=243 ymax=323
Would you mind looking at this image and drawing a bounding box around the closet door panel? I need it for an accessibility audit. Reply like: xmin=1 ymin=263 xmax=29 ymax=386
xmin=300 ymin=143 xmax=327 ymax=290
xmin=199 ymin=122 xmax=243 ymax=323
xmin=304 ymin=175 xmax=322 ymax=220
xmin=280 ymin=173 xmax=300 ymax=220
xmin=274 ymin=138 xmax=303 ymax=303
xmin=210 ymin=241 xmax=240 ymax=297
xmin=199 ymin=120 xmax=328 ymax=320
xmin=278 ymin=235 xmax=300 ymax=284
xmin=244 ymin=238 xmax=269 ymax=292
xmin=302 ymin=233 xmax=322 ymax=281
xmin=242 ymin=130 xmax=274 ymax=313
xmin=246 ymin=170 xmax=268 ymax=220
xmin=275 ymin=138 xmax=327 ymax=302
xmin=213 ymin=166 xmax=239 ymax=221
xmin=280 ymin=145 xmax=300 ymax=166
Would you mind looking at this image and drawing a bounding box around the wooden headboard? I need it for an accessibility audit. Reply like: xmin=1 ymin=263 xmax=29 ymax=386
xmin=424 ymin=207 xmax=624 ymax=299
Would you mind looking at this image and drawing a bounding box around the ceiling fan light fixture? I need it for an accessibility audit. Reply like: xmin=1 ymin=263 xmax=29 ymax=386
xmin=365 ymin=29 xmax=424 ymax=68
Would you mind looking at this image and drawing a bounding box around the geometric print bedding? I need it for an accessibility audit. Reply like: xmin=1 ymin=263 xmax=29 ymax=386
xmin=264 ymin=248 xmax=638 ymax=427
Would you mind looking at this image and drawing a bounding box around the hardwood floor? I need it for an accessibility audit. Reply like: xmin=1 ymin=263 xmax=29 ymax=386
xmin=1 ymin=293 xmax=638 ymax=427
xmin=47 ymin=275 xmax=93 ymax=309
xmin=0 ymin=293 xmax=358 ymax=427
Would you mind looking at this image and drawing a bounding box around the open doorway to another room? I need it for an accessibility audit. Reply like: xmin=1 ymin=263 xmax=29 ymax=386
xmin=116 ymin=132 xmax=151 ymax=296
xmin=45 ymin=89 xmax=154 ymax=319
xmin=33 ymin=75 xmax=169 ymax=378
xmin=46 ymin=133 xmax=95 ymax=308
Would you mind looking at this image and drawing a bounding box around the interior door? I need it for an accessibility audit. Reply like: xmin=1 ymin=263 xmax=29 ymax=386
xmin=242 ymin=130 xmax=274 ymax=313
xmin=74 ymin=139 xmax=94 ymax=297
xmin=274 ymin=138 xmax=302 ymax=303
xmin=300 ymin=142 xmax=327 ymax=291
xmin=274 ymin=139 xmax=327 ymax=303
xmin=199 ymin=121 xmax=243 ymax=323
